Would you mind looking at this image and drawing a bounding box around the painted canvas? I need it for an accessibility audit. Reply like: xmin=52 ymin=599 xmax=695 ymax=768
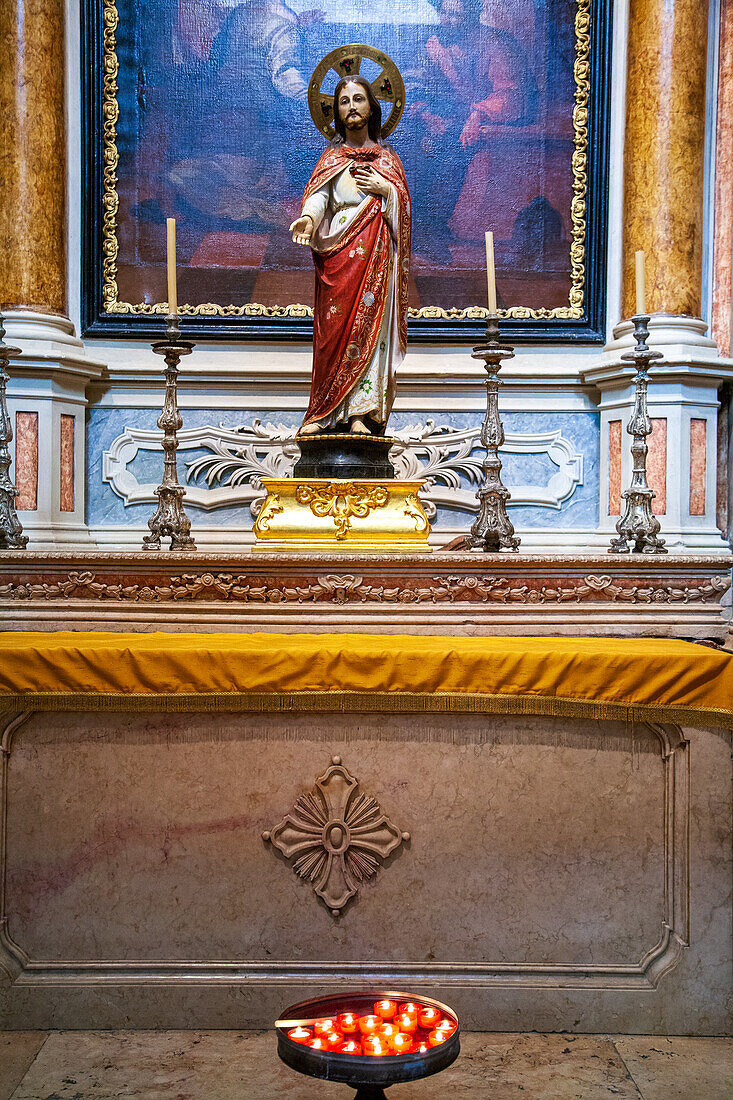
xmin=87 ymin=0 xmax=610 ymax=338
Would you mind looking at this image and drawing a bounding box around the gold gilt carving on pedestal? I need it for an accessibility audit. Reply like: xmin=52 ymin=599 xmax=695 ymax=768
xmin=253 ymin=478 xmax=431 ymax=552
xmin=295 ymin=482 xmax=389 ymax=540
xmin=262 ymin=756 xmax=409 ymax=916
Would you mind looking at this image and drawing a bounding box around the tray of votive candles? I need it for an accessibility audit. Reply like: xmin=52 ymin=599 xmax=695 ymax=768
xmin=276 ymin=991 xmax=460 ymax=1096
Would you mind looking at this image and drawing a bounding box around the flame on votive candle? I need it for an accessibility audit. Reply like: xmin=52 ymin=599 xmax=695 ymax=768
xmin=359 ymin=1014 xmax=382 ymax=1035
xmin=338 ymin=1039 xmax=363 ymax=1055
xmin=391 ymin=1032 xmax=413 ymax=1055
xmin=374 ymin=999 xmax=397 ymax=1019
xmin=288 ymin=1026 xmax=312 ymax=1044
xmin=314 ymin=1018 xmax=337 ymax=1037
xmin=308 ymin=1037 xmax=327 ymax=1050
xmin=396 ymin=1012 xmax=418 ymax=1035
xmin=363 ymin=1034 xmax=390 ymax=1056
xmin=418 ymin=1006 xmax=441 ymax=1028
xmin=437 ymin=1018 xmax=457 ymax=1034
xmin=398 ymin=1002 xmax=421 ymax=1015
xmin=428 ymin=1028 xmax=449 ymax=1047
xmin=326 ymin=1030 xmax=344 ymax=1050
xmin=415 ymin=1041 xmax=430 ymax=1054
xmin=338 ymin=1012 xmax=359 ymax=1034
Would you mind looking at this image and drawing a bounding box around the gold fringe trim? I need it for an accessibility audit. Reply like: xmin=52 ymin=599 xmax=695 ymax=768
xmin=1 ymin=691 xmax=731 ymax=729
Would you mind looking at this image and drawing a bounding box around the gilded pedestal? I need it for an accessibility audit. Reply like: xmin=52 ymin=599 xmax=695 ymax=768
xmin=253 ymin=478 xmax=431 ymax=553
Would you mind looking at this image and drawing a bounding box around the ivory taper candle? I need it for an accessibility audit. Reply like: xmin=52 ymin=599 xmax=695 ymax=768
xmin=635 ymin=249 xmax=645 ymax=316
xmin=485 ymin=230 xmax=497 ymax=314
xmin=166 ymin=218 xmax=178 ymax=315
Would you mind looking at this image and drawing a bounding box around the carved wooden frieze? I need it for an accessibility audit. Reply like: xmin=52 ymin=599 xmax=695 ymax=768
xmin=0 ymin=569 xmax=728 ymax=605
xmin=262 ymin=756 xmax=409 ymax=916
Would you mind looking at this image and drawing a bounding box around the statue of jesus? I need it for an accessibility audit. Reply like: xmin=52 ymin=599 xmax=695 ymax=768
xmin=289 ymin=74 xmax=411 ymax=437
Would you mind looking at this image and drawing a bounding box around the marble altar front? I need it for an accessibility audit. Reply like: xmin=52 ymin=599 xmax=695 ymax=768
xmin=0 ymin=703 xmax=729 ymax=1035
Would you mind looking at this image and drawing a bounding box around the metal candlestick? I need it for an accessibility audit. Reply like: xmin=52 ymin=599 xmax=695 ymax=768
xmin=142 ymin=315 xmax=196 ymax=551
xmin=465 ymin=315 xmax=520 ymax=552
xmin=609 ymin=314 xmax=667 ymax=554
xmin=0 ymin=320 xmax=28 ymax=550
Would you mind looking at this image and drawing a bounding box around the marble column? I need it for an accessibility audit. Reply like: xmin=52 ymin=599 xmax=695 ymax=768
xmin=621 ymin=0 xmax=709 ymax=321
xmin=0 ymin=0 xmax=106 ymax=547
xmin=0 ymin=0 xmax=66 ymax=317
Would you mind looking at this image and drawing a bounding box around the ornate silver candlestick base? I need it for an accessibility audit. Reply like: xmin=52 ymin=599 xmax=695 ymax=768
xmin=0 ymin=320 xmax=28 ymax=550
xmin=465 ymin=315 xmax=520 ymax=552
xmin=609 ymin=314 xmax=667 ymax=554
xmin=142 ymin=315 xmax=196 ymax=552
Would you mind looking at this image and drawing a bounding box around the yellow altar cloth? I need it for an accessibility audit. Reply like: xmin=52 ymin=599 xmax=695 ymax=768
xmin=0 ymin=632 xmax=731 ymax=727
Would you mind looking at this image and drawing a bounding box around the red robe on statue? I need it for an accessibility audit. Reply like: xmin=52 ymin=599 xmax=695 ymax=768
xmin=300 ymin=144 xmax=411 ymax=428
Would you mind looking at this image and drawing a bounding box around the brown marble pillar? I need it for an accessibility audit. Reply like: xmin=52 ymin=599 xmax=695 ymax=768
xmin=622 ymin=0 xmax=709 ymax=319
xmin=0 ymin=0 xmax=66 ymax=316
xmin=712 ymin=0 xmax=733 ymax=357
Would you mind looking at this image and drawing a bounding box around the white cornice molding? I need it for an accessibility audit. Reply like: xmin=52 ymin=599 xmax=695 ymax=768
xmin=4 ymin=311 xmax=107 ymax=384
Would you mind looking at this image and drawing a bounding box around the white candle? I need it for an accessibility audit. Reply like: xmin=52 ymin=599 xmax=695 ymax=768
xmin=166 ymin=218 xmax=178 ymax=315
xmin=635 ymin=249 xmax=645 ymax=316
xmin=485 ymin=231 xmax=497 ymax=314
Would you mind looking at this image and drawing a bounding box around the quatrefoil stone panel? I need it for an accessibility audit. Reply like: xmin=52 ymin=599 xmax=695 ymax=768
xmin=262 ymin=756 xmax=409 ymax=916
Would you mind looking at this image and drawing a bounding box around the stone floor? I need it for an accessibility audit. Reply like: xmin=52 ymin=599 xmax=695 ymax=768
xmin=1 ymin=1031 xmax=731 ymax=1099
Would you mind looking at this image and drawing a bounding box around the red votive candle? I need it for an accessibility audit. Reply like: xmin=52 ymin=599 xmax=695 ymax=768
xmin=398 ymin=1002 xmax=421 ymax=1015
xmin=338 ymin=1012 xmax=359 ymax=1034
xmin=363 ymin=1034 xmax=390 ymax=1056
xmin=288 ymin=1026 xmax=312 ymax=1044
xmin=338 ymin=1039 xmax=363 ymax=1055
xmin=374 ymin=998 xmax=397 ymax=1019
xmin=314 ymin=1018 xmax=337 ymax=1038
xmin=308 ymin=1037 xmax=327 ymax=1050
xmin=391 ymin=1031 xmax=413 ymax=1055
xmin=436 ymin=1018 xmax=457 ymax=1035
xmin=396 ymin=1011 xmax=418 ymax=1035
xmin=358 ymin=1014 xmax=382 ymax=1035
xmin=325 ymin=1030 xmax=344 ymax=1050
xmin=418 ymin=1006 xmax=441 ymax=1029
xmin=427 ymin=1027 xmax=450 ymax=1046
xmin=415 ymin=1040 xmax=430 ymax=1054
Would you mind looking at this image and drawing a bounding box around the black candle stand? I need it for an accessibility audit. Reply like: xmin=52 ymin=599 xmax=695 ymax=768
xmin=276 ymin=991 xmax=460 ymax=1098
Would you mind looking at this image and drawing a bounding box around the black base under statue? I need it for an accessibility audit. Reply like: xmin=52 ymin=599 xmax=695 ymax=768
xmin=294 ymin=432 xmax=396 ymax=479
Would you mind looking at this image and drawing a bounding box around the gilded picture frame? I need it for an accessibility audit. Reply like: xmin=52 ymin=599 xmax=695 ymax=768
xmin=81 ymin=0 xmax=612 ymax=342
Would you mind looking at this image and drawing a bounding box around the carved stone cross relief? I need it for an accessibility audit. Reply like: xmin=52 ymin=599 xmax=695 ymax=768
xmin=262 ymin=756 xmax=409 ymax=916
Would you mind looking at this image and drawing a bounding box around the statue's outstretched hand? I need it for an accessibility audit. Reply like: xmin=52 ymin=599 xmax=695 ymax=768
xmin=290 ymin=215 xmax=314 ymax=246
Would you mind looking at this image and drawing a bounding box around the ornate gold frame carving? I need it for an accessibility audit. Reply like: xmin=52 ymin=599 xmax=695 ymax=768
xmin=100 ymin=0 xmax=590 ymax=322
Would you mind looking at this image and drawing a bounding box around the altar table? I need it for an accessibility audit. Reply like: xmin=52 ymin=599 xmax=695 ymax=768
xmin=0 ymin=633 xmax=730 ymax=1035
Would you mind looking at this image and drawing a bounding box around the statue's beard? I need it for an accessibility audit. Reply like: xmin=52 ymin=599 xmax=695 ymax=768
xmin=345 ymin=112 xmax=370 ymax=130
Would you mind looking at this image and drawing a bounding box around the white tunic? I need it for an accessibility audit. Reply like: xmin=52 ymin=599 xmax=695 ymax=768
xmin=301 ymin=164 xmax=403 ymax=427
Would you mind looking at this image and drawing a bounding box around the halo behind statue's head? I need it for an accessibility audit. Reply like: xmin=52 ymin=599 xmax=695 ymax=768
xmin=308 ymin=45 xmax=405 ymax=141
